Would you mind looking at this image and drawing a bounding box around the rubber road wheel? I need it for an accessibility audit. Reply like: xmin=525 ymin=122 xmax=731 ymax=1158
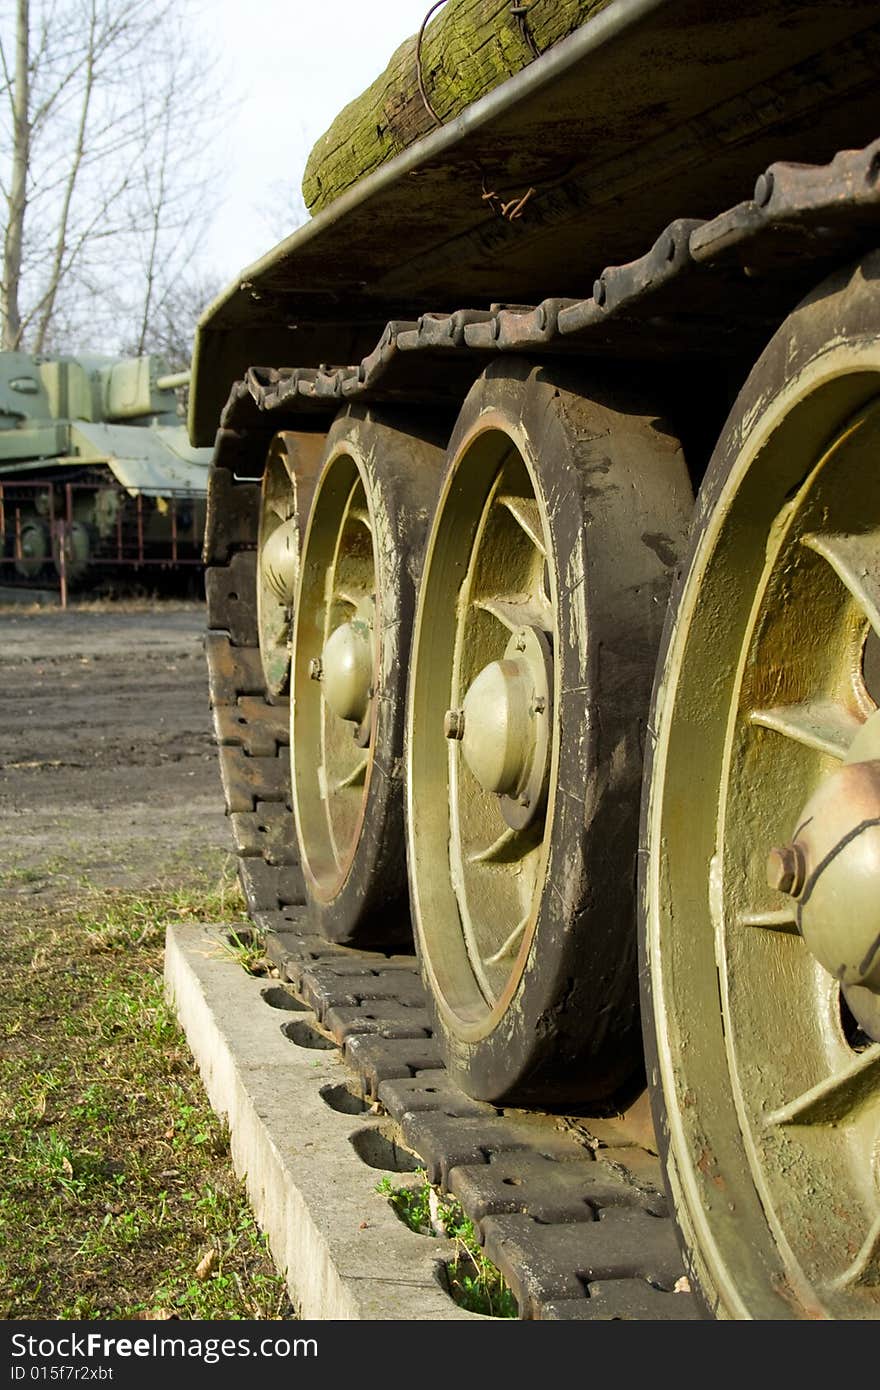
xmin=641 ymin=253 xmax=880 ymax=1318
xmin=14 ymin=519 xmax=49 ymax=580
xmin=407 ymin=359 xmax=692 ymax=1105
xmin=291 ymin=405 xmax=445 ymax=946
xmin=256 ymin=434 xmax=300 ymax=697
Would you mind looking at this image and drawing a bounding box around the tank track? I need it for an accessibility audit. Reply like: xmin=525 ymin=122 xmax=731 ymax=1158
xmin=203 ymin=609 xmax=698 ymax=1321
xmin=201 ymin=137 xmax=880 ymax=1320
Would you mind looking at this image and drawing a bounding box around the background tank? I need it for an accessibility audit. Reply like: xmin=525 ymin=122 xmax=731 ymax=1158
xmin=191 ymin=0 xmax=880 ymax=1318
xmin=0 ymin=350 xmax=212 ymax=590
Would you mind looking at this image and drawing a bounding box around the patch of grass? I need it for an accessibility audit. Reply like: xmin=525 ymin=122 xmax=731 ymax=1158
xmin=376 ymin=1172 xmax=517 ymax=1318
xmin=0 ymin=855 xmax=70 ymax=888
xmin=0 ymin=598 xmax=205 ymax=616
xmin=222 ymin=926 xmax=270 ymax=976
xmin=0 ymin=859 xmax=292 ymax=1320
xmin=79 ymin=871 xmax=246 ymax=954
xmin=0 ymin=865 xmax=45 ymax=886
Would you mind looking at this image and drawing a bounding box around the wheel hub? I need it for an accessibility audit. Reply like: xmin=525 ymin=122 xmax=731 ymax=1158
xmin=15 ymin=520 xmax=47 ymax=578
xmin=316 ymin=595 xmax=375 ymax=744
xmin=446 ymin=625 xmax=552 ymax=831
xmin=768 ymin=706 xmax=880 ymax=1038
xmin=260 ymin=516 xmax=298 ymax=603
xmin=257 ymin=436 xmax=302 ymax=698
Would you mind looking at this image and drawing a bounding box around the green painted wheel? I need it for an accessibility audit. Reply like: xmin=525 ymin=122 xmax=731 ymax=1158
xmin=257 ymin=434 xmax=301 ymax=697
xmin=641 ymin=254 xmax=880 ymax=1319
xmin=14 ymin=519 xmax=48 ymax=580
xmin=291 ymin=406 xmax=444 ymax=946
xmin=407 ymin=361 xmax=692 ymax=1105
xmin=52 ymin=520 xmax=90 ymax=585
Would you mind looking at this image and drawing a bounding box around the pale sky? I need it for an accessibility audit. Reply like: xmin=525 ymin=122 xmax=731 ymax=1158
xmin=196 ymin=1 xmax=432 ymax=288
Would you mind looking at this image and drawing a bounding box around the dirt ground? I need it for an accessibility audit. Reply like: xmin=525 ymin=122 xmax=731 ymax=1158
xmin=0 ymin=599 xmax=297 ymax=1320
xmin=0 ymin=602 xmax=232 ymax=898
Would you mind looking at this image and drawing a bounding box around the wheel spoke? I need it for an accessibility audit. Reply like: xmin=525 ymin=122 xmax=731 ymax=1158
xmin=335 ymin=586 xmax=368 ymax=607
xmin=467 ymin=826 xmax=522 ymax=864
xmin=748 ymin=699 xmax=861 ymax=758
xmin=802 ymin=530 xmax=880 ymax=636
xmin=334 ymin=757 xmax=368 ymax=792
xmin=475 ymin=595 xmax=552 ymax=633
xmin=483 ymin=916 xmax=527 ymax=965
xmin=738 ymin=907 xmax=799 ymax=933
xmin=317 ymin=756 xmax=343 ymax=870
xmin=497 ymin=494 xmax=546 ymax=555
xmin=765 ymin=1044 xmax=880 ymax=1127
xmin=831 ymin=1213 xmax=880 ymax=1290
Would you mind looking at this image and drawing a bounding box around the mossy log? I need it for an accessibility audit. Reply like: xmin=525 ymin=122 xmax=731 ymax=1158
xmin=302 ymin=0 xmax=609 ymax=215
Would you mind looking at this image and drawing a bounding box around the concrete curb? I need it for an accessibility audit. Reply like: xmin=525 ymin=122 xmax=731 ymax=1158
xmin=164 ymin=922 xmax=485 ymax=1321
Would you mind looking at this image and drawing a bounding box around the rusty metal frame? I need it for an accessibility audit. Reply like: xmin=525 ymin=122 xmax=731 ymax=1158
xmin=0 ymin=476 xmax=205 ymax=603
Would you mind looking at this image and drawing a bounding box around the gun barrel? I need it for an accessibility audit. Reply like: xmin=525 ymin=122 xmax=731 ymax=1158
xmin=156 ymin=371 xmax=191 ymax=391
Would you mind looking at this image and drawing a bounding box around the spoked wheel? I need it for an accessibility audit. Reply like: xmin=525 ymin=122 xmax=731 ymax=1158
xmin=407 ymin=361 xmax=692 ymax=1105
xmin=257 ymin=433 xmax=301 ymax=697
xmin=291 ymin=406 xmax=444 ymax=946
xmin=641 ymin=255 xmax=880 ymax=1319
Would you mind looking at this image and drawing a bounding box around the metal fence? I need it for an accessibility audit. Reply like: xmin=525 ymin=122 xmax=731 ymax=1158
xmin=0 ymin=476 xmax=206 ymax=606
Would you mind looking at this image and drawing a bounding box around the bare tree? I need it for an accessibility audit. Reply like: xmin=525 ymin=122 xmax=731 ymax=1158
xmin=0 ymin=0 xmax=222 ymax=356
xmin=123 ymin=267 xmax=226 ymax=373
xmin=257 ymin=174 xmax=310 ymax=254
xmin=1 ymin=0 xmax=29 ymax=348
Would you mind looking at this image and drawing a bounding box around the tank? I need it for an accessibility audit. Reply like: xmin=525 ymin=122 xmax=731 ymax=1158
xmin=0 ymin=350 xmax=212 ymax=590
xmin=190 ymin=0 xmax=880 ymax=1319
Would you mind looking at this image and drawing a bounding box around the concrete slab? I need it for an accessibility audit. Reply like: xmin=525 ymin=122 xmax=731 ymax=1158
xmin=164 ymin=921 xmax=486 ymax=1321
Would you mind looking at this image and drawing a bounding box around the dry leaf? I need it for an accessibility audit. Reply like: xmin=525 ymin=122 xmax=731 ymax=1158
xmin=133 ymin=1310 xmax=178 ymax=1321
xmin=428 ymin=1188 xmax=448 ymax=1238
xmin=61 ymin=1156 xmax=73 ymax=1178
xmin=674 ymin=1275 xmax=692 ymax=1294
xmin=195 ymin=1248 xmax=218 ymax=1280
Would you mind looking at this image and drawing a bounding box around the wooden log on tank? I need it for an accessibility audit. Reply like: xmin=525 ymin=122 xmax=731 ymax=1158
xmin=302 ymin=0 xmax=609 ymax=215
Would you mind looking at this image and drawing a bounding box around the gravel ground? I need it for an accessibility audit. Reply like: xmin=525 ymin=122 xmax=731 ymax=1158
xmin=0 ymin=602 xmax=232 ymax=897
